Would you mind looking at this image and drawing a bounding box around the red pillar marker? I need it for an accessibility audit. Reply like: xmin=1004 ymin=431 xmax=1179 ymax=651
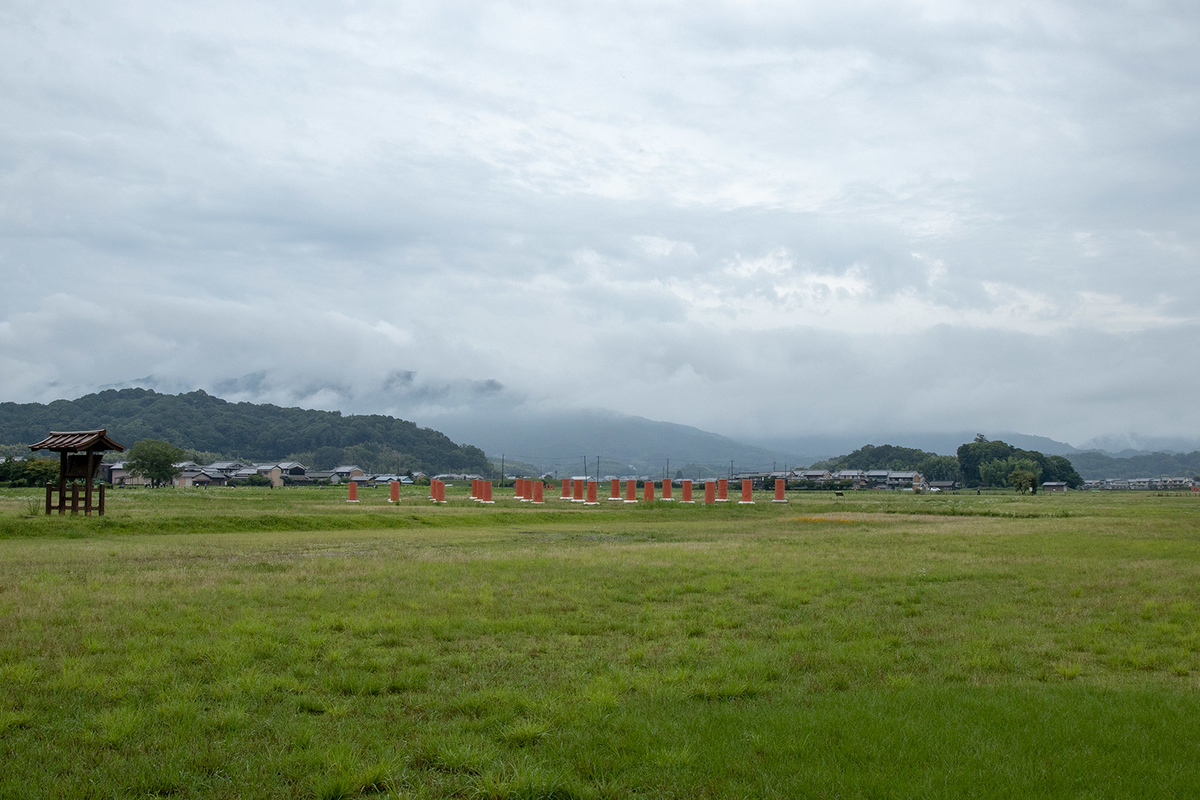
xmin=773 ymin=478 xmax=788 ymax=503
xmin=347 ymin=481 xmax=359 ymax=503
xmin=561 ymin=479 xmax=572 ymax=500
xmin=436 ymin=480 xmax=447 ymax=503
xmin=573 ymin=478 xmax=584 ymax=503
xmin=470 ymin=479 xmax=478 ymax=501
xmin=483 ymin=481 xmax=495 ymax=504
xmin=704 ymin=480 xmax=716 ymax=504
xmin=644 ymin=480 xmax=655 ymax=502
xmin=661 ymin=478 xmax=674 ymax=501
xmin=389 ymin=480 xmax=400 ymax=503
xmin=739 ymin=479 xmax=754 ymax=504
xmin=717 ymin=478 xmax=729 ymax=502
xmin=609 ymin=478 xmax=621 ymax=501
xmin=681 ymin=479 xmax=694 ymax=503
xmin=533 ymin=480 xmax=544 ymax=504
xmin=624 ymin=479 xmax=637 ymax=503
xmin=585 ymin=480 xmax=599 ymax=505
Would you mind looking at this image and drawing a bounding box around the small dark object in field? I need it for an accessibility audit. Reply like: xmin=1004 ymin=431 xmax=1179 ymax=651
xmin=834 ymin=491 xmax=844 ymax=498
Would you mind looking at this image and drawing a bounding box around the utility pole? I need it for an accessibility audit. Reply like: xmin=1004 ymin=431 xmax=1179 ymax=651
xmin=730 ymin=460 xmax=734 ymax=479
xmin=501 ymin=455 xmax=505 ymax=486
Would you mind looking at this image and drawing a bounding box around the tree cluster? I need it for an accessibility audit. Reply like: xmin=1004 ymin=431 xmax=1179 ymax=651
xmin=812 ymin=436 xmax=1083 ymax=490
xmin=815 ymin=444 xmax=938 ymax=472
xmin=0 ymin=457 xmax=59 ymax=488
xmin=957 ymin=438 xmax=1082 ymax=489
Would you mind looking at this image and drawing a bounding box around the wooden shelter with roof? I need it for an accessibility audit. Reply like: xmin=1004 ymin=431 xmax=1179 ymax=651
xmin=29 ymin=429 xmax=125 ymax=516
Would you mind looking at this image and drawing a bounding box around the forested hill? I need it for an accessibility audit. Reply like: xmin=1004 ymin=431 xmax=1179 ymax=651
xmin=0 ymin=389 xmax=489 ymax=475
xmin=1067 ymin=450 xmax=1200 ymax=480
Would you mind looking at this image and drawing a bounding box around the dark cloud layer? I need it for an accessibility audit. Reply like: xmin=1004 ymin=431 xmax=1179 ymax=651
xmin=1 ymin=1 xmax=1197 ymax=446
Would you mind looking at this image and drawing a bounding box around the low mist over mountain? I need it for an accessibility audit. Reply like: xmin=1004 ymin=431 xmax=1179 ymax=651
xmin=420 ymin=409 xmax=805 ymax=477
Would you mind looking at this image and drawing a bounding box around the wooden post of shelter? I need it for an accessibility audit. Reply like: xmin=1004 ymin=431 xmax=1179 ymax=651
xmin=29 ymin=430 xmax=125 ymax=517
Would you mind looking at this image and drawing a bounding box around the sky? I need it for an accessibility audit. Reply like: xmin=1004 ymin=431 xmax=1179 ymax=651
xmin=1 ymin=0 xmax=1197 ymax=449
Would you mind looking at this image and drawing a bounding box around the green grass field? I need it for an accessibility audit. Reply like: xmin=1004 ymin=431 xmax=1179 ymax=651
xmin=1 ymin=485 xmax=1198 ymax=798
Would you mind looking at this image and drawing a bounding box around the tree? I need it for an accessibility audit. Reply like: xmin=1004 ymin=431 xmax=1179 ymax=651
xmin=126 ymin=439 xmax=185 ymax=487
xmin=1007 ymin=469 xmax=1037 ymax=494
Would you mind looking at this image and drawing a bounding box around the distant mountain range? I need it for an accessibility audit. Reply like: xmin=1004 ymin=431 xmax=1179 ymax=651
xmin=3 ymin=388 xmax=1193 ymax=482
xmin=1065 ymin=450 xmax=1200 ymax=481
xmin=418 ymin=409 xmax=803 ymax=478
xmin=423 ymin=410 xmax=1199 ymax=481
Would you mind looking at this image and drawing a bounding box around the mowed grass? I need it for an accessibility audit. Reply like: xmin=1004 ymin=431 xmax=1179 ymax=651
xmin=0 ymin=486 xmax=1198 ymax=798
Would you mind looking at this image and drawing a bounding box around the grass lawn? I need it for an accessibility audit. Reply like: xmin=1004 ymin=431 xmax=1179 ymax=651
xmin=0 ymin=486 xmax=1198 ymax=798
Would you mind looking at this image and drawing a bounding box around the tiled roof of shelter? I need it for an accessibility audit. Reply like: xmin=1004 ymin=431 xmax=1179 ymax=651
xmin=29 ymin=430 xmax=126 ymax=453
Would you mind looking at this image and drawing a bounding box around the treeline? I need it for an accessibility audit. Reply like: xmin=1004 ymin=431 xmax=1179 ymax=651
xmin=0 ymin=389 xmax=490 ymax=476
xmin=0 ymin=458 xmax=59 ymax=488
xmin=815 ymin=439 xmax=1083 ymax=489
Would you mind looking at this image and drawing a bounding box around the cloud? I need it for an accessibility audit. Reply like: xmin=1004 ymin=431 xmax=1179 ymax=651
xmin=1 ymin=0 xmax=1198 ymax=447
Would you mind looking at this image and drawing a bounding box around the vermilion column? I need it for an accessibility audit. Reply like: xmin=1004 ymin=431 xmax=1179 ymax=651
xmin=573 ymin=479 xmax=584 ymax=502
xmin=561 ymin=479 xmax=571 ymax=499
xmin=774 ymin=478 xmax=788 ymax=503
xmin=390 ymin=480 xmax=400 ymax=503
xmin=717 ymin=478 xmax=729 ymax=502
xmin=662 ymin=479 xmax=673 ymax=501
xmin=739 ymin=479 xmax=754 ymax=504
xmin=533 ymin=481 xmax=544 ymax=504
xmin=586 ymin=481 xmax=599 ymax=505
xmin=681 ymin=479 xmax=694 ymax=503
xmin=609 ymin=478 xmax=621 ymax=501
xmin=347 ymin=481 xmax=359 ymax=503
xmin=704 ymin=480 xmax=716 ymax=504
xmin=483 ymin=481 xmax=494 ymax=503
xmin=436 ymin=480 xmax=446 ymax=503
xmin=625 ymin=479 xmax=637 ymax=503
xmin=644 ymin=480 xmax=655 ymax=502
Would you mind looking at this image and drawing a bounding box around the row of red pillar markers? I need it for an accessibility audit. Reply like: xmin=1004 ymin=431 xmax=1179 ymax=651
xmin=354 ymin=477 xmax=793 ymax=505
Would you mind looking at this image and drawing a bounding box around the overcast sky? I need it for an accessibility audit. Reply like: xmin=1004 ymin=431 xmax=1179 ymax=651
xmin=1 ymin=0 xmax=1197 ymax=448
